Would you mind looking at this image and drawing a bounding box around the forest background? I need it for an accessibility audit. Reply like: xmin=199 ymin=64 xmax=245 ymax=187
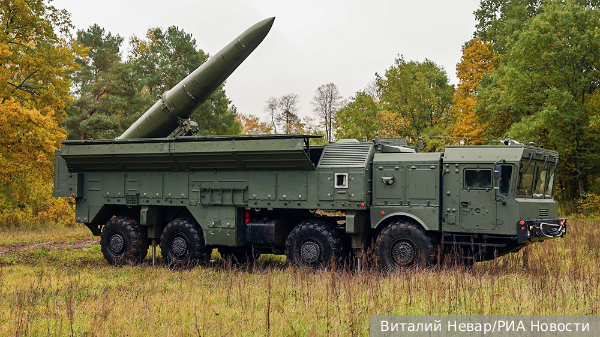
xmin=1 ymin=0 xmax=600 ymax=229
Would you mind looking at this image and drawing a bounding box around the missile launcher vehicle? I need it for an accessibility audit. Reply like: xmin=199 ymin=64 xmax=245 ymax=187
xmin=54 ymin=18 xmax=566 ymax=270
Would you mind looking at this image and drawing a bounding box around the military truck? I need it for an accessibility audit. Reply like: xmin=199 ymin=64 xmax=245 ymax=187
xmin=53 ymin=18 xmax=566 ymax=271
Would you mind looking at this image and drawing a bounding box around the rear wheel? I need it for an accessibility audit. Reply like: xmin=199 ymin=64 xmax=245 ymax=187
xmin=285 ymin=220 xmax=344 ymax=269
xmin=101 ymin=216 xmax=148 ymax=266
xmin=375 ymin=221 xmax=434 ymax=272
xmin=160 ymin=218 xmax=206 ymax=269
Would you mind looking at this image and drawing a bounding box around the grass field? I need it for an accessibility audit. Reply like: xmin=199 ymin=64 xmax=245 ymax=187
xmin=0 ymin=219 xmax=598 ymax=336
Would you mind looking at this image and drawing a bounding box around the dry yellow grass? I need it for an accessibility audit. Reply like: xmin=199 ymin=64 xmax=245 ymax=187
xmin=0 ymin=219 xmax=598 ymax=336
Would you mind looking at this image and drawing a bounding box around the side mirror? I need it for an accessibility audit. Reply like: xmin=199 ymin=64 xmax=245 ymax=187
xmin=493 ymin=163 xmax=502 ymax=181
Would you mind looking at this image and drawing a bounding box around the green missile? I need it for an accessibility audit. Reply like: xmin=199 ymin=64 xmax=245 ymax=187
xmin=118 ymin=17 xmax=275 ymax=139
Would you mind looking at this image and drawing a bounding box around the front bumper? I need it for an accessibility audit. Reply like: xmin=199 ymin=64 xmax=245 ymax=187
xmin=517 ymin=218 xmax=566 ymax=243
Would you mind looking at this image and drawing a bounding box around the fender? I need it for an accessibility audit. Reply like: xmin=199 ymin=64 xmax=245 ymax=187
xmin=371 ymin=211 xmax=432 ymax=231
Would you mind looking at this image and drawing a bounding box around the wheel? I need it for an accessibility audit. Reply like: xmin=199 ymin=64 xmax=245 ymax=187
xmin=375 ymin=221 xmax=434 ymax=272
xmin=285 ymin=219 xmax=344 ymax=269
xmin=160 ymin=218 xmax=206 ymax=269
xmin=220 ymin=246 xmax=261 ymax=265
xmin=101 ymin=216 xmax=148 ymax=266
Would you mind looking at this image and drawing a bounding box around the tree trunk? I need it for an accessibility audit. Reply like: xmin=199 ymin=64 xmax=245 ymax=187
xmin=575 ymin=154 xmax=587 ymax=199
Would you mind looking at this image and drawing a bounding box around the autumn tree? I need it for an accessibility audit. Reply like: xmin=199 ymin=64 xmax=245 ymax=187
xmin=448 ymin=38 xmax=500 ymax=142
xmin=0 ymin=100 xmax=73 ymax=227
xmin=0 ymin=0 xmax=82 ymax=116
xmin=311 ymin=83 xmax=343 ymax=142
xmin=0 ymin=0 xmax=81 ymax=227
xmin=237 ymin=113 xmax=273 ymax=134
xmin=376 ymin=56 xmax=454 ymax=144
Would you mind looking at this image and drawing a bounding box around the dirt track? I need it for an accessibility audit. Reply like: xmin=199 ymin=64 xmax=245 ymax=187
xmin=0 ymin=240 xmax=98 ymax=255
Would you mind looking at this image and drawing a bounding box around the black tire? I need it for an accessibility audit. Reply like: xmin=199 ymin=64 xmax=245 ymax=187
xmin=101 ymin=216 xmax=148 ymax=266
xmin=375 ymin=221 xmax=434 ymax=272
xmin=160 ymin=218 xmax=206 ymax=270
xmin=285 ymin=219 xmax=344 ymax=269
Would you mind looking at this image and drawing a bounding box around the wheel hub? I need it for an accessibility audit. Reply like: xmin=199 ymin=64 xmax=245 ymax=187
xmin=391 ymin=241 xmax=415 ymax=266
xmin=109 ymin=233 xmax=125 ymax=254
xmin=171 ymin=236 xmax=188 ymax=258
xmin=300 ymin=240 xmax=321 ymax=263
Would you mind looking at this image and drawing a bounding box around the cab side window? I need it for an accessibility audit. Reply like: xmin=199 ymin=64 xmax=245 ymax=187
xmin=499 ymin=165 xmax=513 ymax=197
xmin=464 ymin=169 xmax=492 ymax=190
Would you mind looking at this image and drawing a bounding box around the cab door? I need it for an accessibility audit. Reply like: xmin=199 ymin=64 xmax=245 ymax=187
xmin=494 ymin=163 xmax=517 ymax=235
xmin=458 ymin=167 xmax=496 ymax=232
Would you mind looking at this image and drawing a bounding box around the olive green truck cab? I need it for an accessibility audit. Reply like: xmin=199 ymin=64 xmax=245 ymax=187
xmin=53 ymin=18 xmax=565 ymax=270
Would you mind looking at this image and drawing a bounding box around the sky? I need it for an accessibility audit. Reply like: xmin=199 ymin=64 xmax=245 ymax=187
xmin=52 ymin=0 xmax=482 ymax=119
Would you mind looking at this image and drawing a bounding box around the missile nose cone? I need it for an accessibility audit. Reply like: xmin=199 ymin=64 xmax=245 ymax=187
xmin=242 ymin=17 xmax=275 ymax=46
xmin=255 ymin=17 xmax=275 ymax=31
xmin=263 ymin=17 xmax=275 ymax=28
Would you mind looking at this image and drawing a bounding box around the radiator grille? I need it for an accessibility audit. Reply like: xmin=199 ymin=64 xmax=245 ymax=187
xmin=539 ymin=208 xmax=549 ymax=218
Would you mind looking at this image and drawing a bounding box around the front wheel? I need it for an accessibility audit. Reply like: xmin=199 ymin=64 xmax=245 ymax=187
xmin=285 ymin=220 xmax=345 ymax=269
xmin=375 ymin=221 xmax=434 ymax=272
xmin=160 ymin=218 xmax=206 ymax=270
xmin=100 ymin=216 xmax=148 ymax=266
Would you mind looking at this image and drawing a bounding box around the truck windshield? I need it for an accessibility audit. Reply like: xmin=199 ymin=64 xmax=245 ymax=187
xmin=533 ymin=162 xmax=548 ymax=197
xmin=517 ymin=158 xmax=557 ymax=197
xmin=545 ymin=160 xmax=558 ymax=197
xmin=517 ymin=159 xmax=535 ymax=196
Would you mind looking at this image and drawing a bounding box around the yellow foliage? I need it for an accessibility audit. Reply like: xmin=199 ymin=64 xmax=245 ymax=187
xmin=449 ymin=38 xmax=500 ymax=142
xmin=0 ymin=0 xmax=83 ymax=120
xmin=236 ymin=114 xmax=273 ymax=135
xmin=578 ymin=193 xmax=600 ymax=216
xmin=0 ymin=99 xmax=75 ymax=228
xmin=376 ymin=109 xmax=411 ymax=139
xmin=0 ymin=1 xmax=82 ymax=228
